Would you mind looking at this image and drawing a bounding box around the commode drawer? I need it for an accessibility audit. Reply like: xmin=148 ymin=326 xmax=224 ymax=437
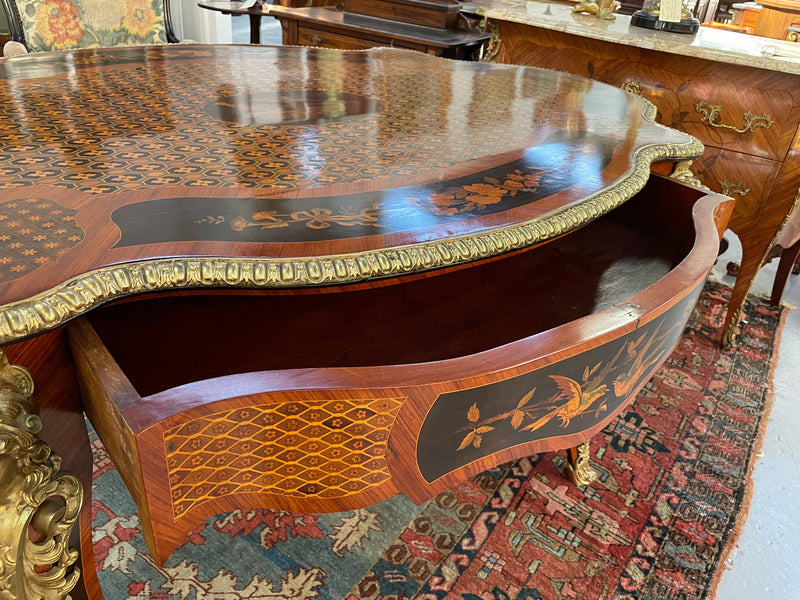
xmin=298 ymin=25 xmax=379 ymax=50
xmin=633 ymin=56 xmax=799 ymax=161
xmin=689 ymin=147 xmax=782 ymax=235
xmin=483 ymin=20 xmax=800 ymax=162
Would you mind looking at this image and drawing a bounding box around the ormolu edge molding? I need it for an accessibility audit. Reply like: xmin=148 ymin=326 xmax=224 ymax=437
xmin=0 ymin=134 xmax=703 ymax=344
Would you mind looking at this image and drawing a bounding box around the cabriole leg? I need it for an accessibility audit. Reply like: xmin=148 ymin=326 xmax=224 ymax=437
xmin=0 ymin=350 xmax=82 ymax=600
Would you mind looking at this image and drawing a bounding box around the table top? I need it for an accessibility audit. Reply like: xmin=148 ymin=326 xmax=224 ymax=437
xmin=197 ymin=0 xmax=274 ymax=16
xmin=0 ymin=44 xmax=699 ymax=343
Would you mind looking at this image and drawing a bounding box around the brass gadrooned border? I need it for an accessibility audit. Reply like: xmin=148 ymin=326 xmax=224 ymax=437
xmin=0 ymin=131 xmax=703 ymax=344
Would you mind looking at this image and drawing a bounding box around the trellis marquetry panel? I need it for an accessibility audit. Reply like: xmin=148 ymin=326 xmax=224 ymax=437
xmin=163 ymin=397 xmax=404 ymax=518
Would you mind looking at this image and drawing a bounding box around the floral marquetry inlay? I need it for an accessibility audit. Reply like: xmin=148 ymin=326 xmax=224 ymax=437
xmin=163 ymin=397 xmax=404 ymax=519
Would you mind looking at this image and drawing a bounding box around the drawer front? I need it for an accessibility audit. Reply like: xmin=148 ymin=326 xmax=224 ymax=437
xmin=689 ymin=148 xmax=782 ymax=234
xmin=630 ymin=54 xmax=800 ymax=161
xmin=297 ymin=26 xmax=378 ymax=50
xmin=491 ymin=21 xmax=642 ymax=89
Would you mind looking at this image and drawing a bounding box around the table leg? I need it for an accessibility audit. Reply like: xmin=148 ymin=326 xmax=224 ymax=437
xmin=1 ymin=333 xmax=102 ymax=600
xmin=565 ymin=441 xmax=598 ymax=486
xmin=721 ymin=151 xmax=800 ymax=346
xmin=249 ymin=14 xmax=263 ymax=44
xmin=0 ymin=350 xmax=82 ymax=599
xmin=723 ymin=192 xmax=800 ymax=347
xmin=770 ymin=238 xmax=800 ymax=305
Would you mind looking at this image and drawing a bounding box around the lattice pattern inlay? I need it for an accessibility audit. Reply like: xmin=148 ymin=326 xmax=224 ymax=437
xmin=163 ymin=397 xmax=403 ymax=518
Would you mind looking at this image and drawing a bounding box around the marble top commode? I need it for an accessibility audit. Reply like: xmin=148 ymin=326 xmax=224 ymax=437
xmin=463 ymin=0 xmax=800 ymax=74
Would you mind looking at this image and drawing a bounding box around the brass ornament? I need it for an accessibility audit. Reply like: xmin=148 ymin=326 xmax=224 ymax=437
xmin=670 ymin=160 xmax=710 ymax=191
xmin=0 ymin=129 xmax=703 ymax=345
xmin=0 ymin=351 xmax=82 ymax=600
xmin=695 ymin=100 xmax=774 ymax=134
xmin=722 ymin=303 xmax=745 ymax=349
xmin=478 ymin=18 xmax=501 ymax=63
xmin=719 ymin=180 xmax=751 ymax=198
xmin=639 ymin=96 xmax=658 ymax=122
xmin=566 ymin=441 xmax=598 ymax=486
xmin=621 ymin=78 xmax=643 ymax=96
xmin=572 ymin=0 xmax=620 ymax=20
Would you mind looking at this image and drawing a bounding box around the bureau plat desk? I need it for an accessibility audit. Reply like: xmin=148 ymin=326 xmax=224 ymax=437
xmin=462 ymin=0 xmax=800 ymax=346
xmin=0 ymin=45 xmax=731 ymax=600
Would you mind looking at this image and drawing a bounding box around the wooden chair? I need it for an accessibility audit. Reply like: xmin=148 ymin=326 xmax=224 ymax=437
xmin=726 ymin=207 xmax=800 ymax=306
xmin=769 ymin=208 xmax=800 ymax=305
xmin=1 ymin=0 xmax=179 ymax=56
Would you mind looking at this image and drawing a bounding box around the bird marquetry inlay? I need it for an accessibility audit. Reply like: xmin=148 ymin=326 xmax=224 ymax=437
xmin=417 ymin=289 xmax=700 ymax=483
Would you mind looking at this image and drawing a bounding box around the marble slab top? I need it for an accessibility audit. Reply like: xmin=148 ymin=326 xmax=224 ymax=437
xmin=462 ymin=0 xmax=800 ymax=75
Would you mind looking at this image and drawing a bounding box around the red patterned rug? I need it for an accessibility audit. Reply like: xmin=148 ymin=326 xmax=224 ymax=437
xmin=90 ymin=281 xmax=786 ymax=600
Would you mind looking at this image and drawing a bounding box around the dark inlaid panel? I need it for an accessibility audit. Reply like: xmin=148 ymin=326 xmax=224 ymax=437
xmin=111 ymin=131 xmax=618 ymax=245
xmin=416 ymin=286 xmax=702 ymax=483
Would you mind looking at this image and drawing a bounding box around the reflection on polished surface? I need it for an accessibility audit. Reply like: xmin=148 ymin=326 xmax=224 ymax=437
xmin=0 ymin=44 xmax=699 ymax=332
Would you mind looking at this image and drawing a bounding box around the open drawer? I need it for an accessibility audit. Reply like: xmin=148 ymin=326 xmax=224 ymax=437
xmin=67 ymin=175 xmax=733 ymax=565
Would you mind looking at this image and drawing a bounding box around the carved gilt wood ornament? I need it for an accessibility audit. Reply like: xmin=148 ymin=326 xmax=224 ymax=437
xmin=0 ymin=350 xmax=81 ymax=600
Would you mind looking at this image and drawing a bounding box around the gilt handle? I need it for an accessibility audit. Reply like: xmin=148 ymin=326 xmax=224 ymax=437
xmin=719 ymin=180 xmax=751 ymax=197
xmin=695 ymin=100 xmax=773 ymax=134
xmin=306 ymin=35 xmax=323 ymax=46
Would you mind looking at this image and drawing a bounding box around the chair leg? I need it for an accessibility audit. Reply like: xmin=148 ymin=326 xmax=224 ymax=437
xmin=770 ymin=239 xmax=800 ymax=306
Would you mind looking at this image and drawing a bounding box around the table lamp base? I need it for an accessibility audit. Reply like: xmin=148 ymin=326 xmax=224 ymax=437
xmin=631 ymin=10 xmax=700 ymax=34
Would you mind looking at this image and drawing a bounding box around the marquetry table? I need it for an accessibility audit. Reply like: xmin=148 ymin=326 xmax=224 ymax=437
xmin=0 ymin=44 xmax=731 ymax=600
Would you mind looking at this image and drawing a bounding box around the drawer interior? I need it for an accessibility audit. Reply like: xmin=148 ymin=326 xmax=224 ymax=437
xmin=84 ymin=179 xmax=698 ymax=398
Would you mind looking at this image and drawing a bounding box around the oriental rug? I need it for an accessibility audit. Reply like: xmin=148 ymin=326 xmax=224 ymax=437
xmin=90 ymin=281 xmax=786 ymax=600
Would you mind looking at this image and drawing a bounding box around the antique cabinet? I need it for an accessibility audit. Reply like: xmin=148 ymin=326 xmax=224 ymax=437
xmin=269 ymin=0 xmax=490 ymax=59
